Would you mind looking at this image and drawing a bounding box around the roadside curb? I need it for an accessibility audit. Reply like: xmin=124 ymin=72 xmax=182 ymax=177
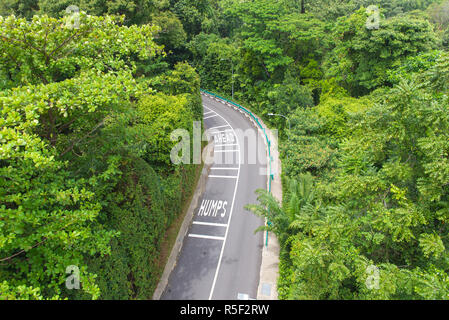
xmin=256 ymin=120 xmax=281 ymax=301
xmin=152 ymin=141 xmax=214 ymax=300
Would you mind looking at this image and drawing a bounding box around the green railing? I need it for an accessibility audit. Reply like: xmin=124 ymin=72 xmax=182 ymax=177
xmin=201 ymin=89 xmax=273 ymax=246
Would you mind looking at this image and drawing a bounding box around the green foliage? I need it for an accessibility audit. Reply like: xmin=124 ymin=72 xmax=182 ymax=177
xmin=136 ymin=93 xmax=192 ymax=166
xmin=325 ymin=8 xmax=439 ymax=95
xmin=281 ymin=107 xmax=336 ymax=179
xmin=188 ymin=34 xmax=237 ymax=95
xmin=0 ymin=13 xmax=201 ymax=300
xmin=315 ymin=95 xmax=372 ymax=139
xmin=226 ymin=0 xmax=305 ymax=81
xmin=265 ymin=73 xmax=314 ymax=117
xmin=0 ymin=0 xmax=39 ymax=19
xmin=427 ymin=0 xmax=449 ymax=31
xmin=0 ymin=13 xmax=163 ymax=89
xmin=386 ymin=50 xmax=443 ymax=84
xmin=27 ymin=0 xmax=170 ymax=25
xmin=0 ymin=71 xmax=127 ymax=301
xmin=171 ymin=0 xmax=220 ymax=38
xmin=428 ymin=0 xmax=449 ymax=48
xmin=304 ymin=0 xmax=441 ymax=20
xmin=0 ymin=281 xmax=45 ymax=300
xmin=249 ymin=52 xmax=449 ymax=300
xmin=152 ymin=10 xmax=187 ymax=50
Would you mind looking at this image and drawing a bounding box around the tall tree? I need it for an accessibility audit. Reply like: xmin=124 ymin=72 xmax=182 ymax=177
xmin=325 ymin=8 xmax=439 ymax=95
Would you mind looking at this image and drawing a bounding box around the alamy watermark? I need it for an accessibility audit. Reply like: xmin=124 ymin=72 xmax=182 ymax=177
xmin=366 ymin=5 xmax=380 ymax=30
xmin=365 ymin=265 xmax=380 ymax=290
xmin=65 ymin=5 xmax=80 ymax=29
xmin=65 ymin=265 xmax=80 ymax=290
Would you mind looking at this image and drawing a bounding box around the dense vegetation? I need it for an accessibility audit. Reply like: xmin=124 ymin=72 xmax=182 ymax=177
xmin=236 ymin=1 xmax=449 ymax=299
xmin=1 ymin=0 xmax=449 ymax=300
xmin=0 ymin=11 xmax=202 ymax=299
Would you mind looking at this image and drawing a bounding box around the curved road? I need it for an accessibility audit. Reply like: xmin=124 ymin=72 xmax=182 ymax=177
xmin=161 ymin=94 xmax=267 ymax=300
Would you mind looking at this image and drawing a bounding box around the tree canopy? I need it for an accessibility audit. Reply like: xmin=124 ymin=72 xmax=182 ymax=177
xmin=0 ymin=12 xmax=201 ymax=299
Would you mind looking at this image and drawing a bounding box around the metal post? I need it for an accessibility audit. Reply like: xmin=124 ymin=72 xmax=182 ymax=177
xmin=266 ymin=230 xmax=268 ymax=247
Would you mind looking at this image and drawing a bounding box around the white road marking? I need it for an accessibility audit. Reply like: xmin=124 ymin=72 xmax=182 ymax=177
xmin=204 ymin=114 xmax=219 ymax=120
xmin=213 ymin=132 xmax=236 ymax=145
xmin=214 ymin=149 xmax=239 ymax=153
xmin=204 ymin=102 xmax=241 ymax=301
xmin=214 ymin=143 xmax=239 ymax=147
xmin=204 ymin=111 xmax=215 ymax=116
xmin=210 ymin=129 xmax=234 ymax=134
xmin=207 ymin=125 xmax=231 ymax=131
xmin=210 ymin=167 xmax=239 ymax=170
xmin=197 ymin=199 xmax=228 ymax=218
xmin=193 ymin=221 xmax=228 ymax=227
xmin=237 ymin=293 xmax=256 ymax=300
xmin=188 ymin=234 xmax=225 ymax=241
xmin=208 ymin=175 xmax=238 ymax=179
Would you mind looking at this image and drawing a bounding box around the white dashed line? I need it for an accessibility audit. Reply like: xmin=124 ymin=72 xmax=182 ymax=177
xmin=214 ymin=143 xmax=239 ymax=147
xmin=204 ymin=114 xmax=219 ymax=120
xmin=188 ymin=234 xmax=225 ymax=241
xmin=207 ymin=125 xmax=231 ymax=131
xmin=192 ymin=221 xmax=228 ymax=227
xmin=209 ymin=129 xmax=234 ymax=134
xmin=213 ymin=149 xmax=239 ymax=153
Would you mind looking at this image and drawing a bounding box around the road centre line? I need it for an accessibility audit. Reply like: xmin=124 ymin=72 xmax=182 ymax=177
xmin=188 ymin=234 xmax=225 ymax=241
xmin=204 ymin=101 xmax=241 ymax=300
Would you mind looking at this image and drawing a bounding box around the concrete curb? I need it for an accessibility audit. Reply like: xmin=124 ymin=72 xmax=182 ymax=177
xmin=256 ymin=121 xmax=281 ymax=301
xmin=152 ymin=141 xmax=214 ymax=300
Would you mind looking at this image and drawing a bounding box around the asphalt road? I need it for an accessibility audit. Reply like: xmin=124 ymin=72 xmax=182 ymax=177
xmin=161 ymin=94 xmax=267 ymax=300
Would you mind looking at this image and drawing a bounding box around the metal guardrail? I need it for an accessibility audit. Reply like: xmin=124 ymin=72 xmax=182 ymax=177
xmin=201 ymin=89 xmax=273 ymax=246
